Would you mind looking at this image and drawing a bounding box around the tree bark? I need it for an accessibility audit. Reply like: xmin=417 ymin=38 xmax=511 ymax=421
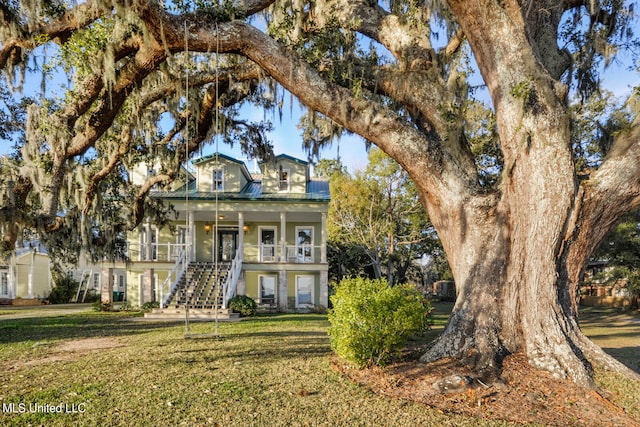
xmin=415 ymin=0 xmax=640 ymax=386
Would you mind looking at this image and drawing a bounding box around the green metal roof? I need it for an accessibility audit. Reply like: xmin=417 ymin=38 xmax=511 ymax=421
xmin=258 ymin=153 xmax=309 ymax=165
xmin=151 ymin=179 xmax=330 ymax=202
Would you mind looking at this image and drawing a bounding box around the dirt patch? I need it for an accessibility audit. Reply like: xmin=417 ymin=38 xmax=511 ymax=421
xmin=333 ymin=353 xmax=640 ymax=427
xmin=7 ymin=337 xmax=125 ymax=370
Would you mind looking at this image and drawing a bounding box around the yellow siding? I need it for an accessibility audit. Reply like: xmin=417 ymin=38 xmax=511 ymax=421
xmin=14 ymin=253 xmax=51 ymax=299
xmin=261 ymin=158 xmax=307 ymax=193
xmin=195 ymin=158 xmax=248 ymax=192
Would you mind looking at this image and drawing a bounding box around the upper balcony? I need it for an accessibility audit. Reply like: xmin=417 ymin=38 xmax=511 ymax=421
xmin=128 ymin=242 xmax=327 ymax=264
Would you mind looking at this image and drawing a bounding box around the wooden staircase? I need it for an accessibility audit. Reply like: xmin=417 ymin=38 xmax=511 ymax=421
xmin=144 ymin=262 xmax=240 ymax=320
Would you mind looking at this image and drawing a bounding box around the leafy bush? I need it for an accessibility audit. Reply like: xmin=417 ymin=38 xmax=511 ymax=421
xmin=328 ymin=277 xmax=432 ymax=368
xmin=118 ymin=300 xmax=135 ymax=312
xmin=228 ymin=295 xmax=257 ymax=317
xmin=92 ymin=300 xmax=113 ymax=312
xmin=83 ymin=288 xmax=100 ymax=303
xmin=141 ymin=301 xmax=160 ymax=311
xmin=48 ymin=274 xmax=79 ymax=304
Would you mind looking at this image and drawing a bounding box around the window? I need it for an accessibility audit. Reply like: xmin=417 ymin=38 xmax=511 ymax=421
xmin=212 ymin=168 xmax=224 ymax=192
xmin=295 ymin=275 xmax=314 ymax=307
xmin=259 ymin=275 xmax=277 ymax=305
xmin=1 ymin=272 xmax=9 ymax=296
xmin=259 ymin=227 xmax=277 ymax=262
xmin=296 ymin=227 xmax=313 ymax=262
xmin=139 ymin=226 xmax=158 ymax=261
xmin=92 ymin=272 xmax=100 ymax=290
xmin=278 ymin=167 xmax=290 ymax=191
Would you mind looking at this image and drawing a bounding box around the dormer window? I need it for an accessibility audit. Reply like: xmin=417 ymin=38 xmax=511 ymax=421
xmin=212 ymin=168 xmax=224 ymax=192
xmin=278 ymin=167 xmax=290 ymax=192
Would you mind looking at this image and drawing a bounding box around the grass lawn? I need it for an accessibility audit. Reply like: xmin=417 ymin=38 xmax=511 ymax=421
xmin=0 ymin=304 xmax=637 ymax=426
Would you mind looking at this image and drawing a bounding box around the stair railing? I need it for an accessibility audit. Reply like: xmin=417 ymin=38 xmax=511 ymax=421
xmin=160 ymin=250 xmax=187 ymax=309
xmin=221 ymin=252 xmax=242 ymax=309
xmin=73 ymin=270 xmax=92 ymax=303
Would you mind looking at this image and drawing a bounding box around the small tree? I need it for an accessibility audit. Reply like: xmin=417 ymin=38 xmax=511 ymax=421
xmin=328 ymin=149 xmax=443 ymax=285
xmin=48 ymin=273 xmax=79 ymax=304
xmin=328 ymin=277 xmax=432 ymax=367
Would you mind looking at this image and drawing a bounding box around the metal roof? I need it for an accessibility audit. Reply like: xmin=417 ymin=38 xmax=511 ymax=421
xmin=151 ymin=179 xmax=330 ymax=202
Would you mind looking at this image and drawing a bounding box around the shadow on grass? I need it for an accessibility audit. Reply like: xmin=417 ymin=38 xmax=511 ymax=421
xmin=0 ymin=313 xmax=174 ymax=344
xmin=247 ymin=313 xmax=329 ymax=323
xmin=159 ymin=328 xmax=331 ymax=367
xmin=163 ymin=341 xmax=331 ymax=367
xmin=600 ymin=346 xmax=640 ymax=373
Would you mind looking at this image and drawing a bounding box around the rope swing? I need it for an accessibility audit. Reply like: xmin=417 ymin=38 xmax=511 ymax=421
xmin=184 ymin=20 xmax=222 ymax=339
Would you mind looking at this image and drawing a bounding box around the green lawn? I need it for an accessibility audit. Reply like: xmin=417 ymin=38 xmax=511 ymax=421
xmin=0 ymin=304 xmax=637 ymax=426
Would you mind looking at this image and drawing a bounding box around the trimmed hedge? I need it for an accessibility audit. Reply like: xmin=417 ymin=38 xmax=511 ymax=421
xmin=328 ymin=277 xmax=432 ymax=367
xmin=228 ymin=295 xmax=257 ymax=317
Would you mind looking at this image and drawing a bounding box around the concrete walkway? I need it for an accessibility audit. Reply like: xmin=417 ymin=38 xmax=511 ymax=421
xmin=0 ymin=303 xmax=93 ymax=320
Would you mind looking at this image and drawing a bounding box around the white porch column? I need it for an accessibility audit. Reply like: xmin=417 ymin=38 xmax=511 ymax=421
xmin=27 ymin=250 xmax=34 ymax=298
xmin=187 ymin=211 xmax=195 ymax=263
xmin=321 ymin=213 xmax=327 ymax=263
xmin=141 ymin=269 xmax=155 ymax=305
xmin=280 ymin=212 xmax=287 ymax=262
xmin=278 ymin=270 xmax=288 ymax=311
xmin=10 ymin=255 xmax=16 ymax=299
xmin=101 ymin=268 xmax=113 ymax=304
xmin=238 ymin=212 xmax=244 ymax=261
xmin=144 ymin=221 xmax=152 ymax=261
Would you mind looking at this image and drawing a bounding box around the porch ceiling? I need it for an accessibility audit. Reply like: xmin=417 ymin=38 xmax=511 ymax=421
xmin=175 ymin=211 xmax=323 ymax=223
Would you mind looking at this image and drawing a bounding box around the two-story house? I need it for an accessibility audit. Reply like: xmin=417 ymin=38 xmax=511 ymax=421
xmin=99 ymin=153 xmax=330 ymax=315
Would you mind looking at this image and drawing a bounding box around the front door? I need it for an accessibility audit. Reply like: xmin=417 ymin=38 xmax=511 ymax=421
xmin=218 ymin=230 xmax=238 ymax=262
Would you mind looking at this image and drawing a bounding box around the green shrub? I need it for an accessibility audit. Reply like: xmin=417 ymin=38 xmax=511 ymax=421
xmin=118 ymin=300 xmax=135 ymax=312
xmin=48 ymin=274 xmax=79 ymax=304
xmin=228 ymin=295 xmax=257 ymax=317
xmin=92 ymin=300 xmax=113 ymax=312
xmin=328 ymin=277 xmax=432 ymax=368
xmin=141 ymin=301 xmax=160 ymax=311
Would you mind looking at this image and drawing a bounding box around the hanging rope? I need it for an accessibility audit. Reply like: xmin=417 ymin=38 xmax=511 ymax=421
xmin=183 ymin=20 xmax=222 ymax=339
xmin=213 ymin=21 xmax=221 ymax=336
xmin=184 ymin=19 xmax=191 ymax=334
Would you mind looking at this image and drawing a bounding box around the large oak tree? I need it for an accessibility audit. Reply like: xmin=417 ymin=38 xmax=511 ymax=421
xmin=1 ymin=0 xmax=639 ymax=388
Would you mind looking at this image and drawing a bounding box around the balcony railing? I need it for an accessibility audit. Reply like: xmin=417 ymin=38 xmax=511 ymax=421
xmin=131 ymin=243 xmax=326 ymax=264
xmin=243 ymin=244 xmax=325 ymax=264
xmin=127 ymin=243 xmax=187 ymax=262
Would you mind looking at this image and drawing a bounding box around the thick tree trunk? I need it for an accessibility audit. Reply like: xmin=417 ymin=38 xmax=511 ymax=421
xmin=419 ymin=196 xmax=617 ymax=387
xmin=416 ymin=82 xmax=640 ymax=388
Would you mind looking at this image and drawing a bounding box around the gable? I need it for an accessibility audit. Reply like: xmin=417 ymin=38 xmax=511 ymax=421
xmin=260 ymin=155 xmax=309 ymax=194
xmin=193 ymin=153 xmax=252 ymax=193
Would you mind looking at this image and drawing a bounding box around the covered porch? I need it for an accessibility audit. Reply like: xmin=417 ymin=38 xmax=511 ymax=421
xmin=132 ymin=208 xmax=328 ymax=266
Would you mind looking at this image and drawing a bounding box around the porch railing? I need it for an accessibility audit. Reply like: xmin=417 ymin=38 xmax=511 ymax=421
xmin=127 ymin=243 xmax=186 ymax=262
xmin=243 ymin=244 xmax=325 ymax=264
xmin=130 ymin=243 xmax=326 ymax=264
xmin=159 ymin=250 xmax=188 ymax=309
